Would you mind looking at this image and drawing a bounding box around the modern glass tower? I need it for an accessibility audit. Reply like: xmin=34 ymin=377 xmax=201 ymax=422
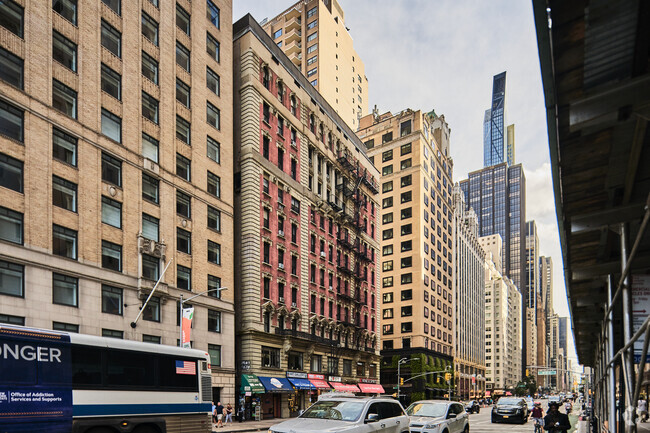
xmin=483 ymin=72 xmax=514 ymax=167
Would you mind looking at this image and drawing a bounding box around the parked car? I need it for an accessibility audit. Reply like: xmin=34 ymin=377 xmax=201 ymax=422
xmin=491 ymin=397 xmax=529 ymax=424
xmin=465 ymin=400 xmax=480 ymax=414
xmin=268 ymin=394 xmax=410 ymax=433
xmin=407 ymin=400 xmax=469 ymax=433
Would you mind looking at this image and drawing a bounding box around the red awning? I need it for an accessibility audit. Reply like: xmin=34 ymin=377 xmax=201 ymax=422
xmin=485 ymin=391 xmax=491 ymax=397
xmin=309 ymin=379 xmax=331 ymax=389
xmin=358 ymin=383 xmax=385 ymax=394
xmin=330 ymin=382 xmax=360 ymax=392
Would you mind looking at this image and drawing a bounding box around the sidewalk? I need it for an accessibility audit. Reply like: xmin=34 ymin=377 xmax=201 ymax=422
xmin=212 ymin=418 xmax=290 ymax=433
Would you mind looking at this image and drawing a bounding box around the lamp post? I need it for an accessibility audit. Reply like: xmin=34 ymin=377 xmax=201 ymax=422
xmin=447 ymin=365 xmax=453 ymax=401
xmin=396 ymin=357 xmax=409 ymax=401
xmin=179 ymin=287 xmax=228 ymax=347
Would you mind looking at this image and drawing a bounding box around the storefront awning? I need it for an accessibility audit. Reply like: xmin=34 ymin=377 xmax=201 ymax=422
xmin=258 ymin=376 xmax=294 ymax=393
xmin=288 ymin=378 xmax=314 ymax=390
xmin=329 ymin=382 xmax=360 ymax=392
xmin=485 ymin=391 xmax=491 ymax=397
xmin=240 ymin=374 xmax=265 ymax=393
xmin=309 ymin=379 xmax=331 ymax=389
xmin=358 ymin=383 xmax=385 ymax=394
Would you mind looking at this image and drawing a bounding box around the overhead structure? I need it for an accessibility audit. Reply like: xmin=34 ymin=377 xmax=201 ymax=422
xmin=533 ymin=0 xmax=650 ymax=431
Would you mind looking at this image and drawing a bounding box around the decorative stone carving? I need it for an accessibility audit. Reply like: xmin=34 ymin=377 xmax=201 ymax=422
xmin=138 ymin=233 xmax=166 ymax=261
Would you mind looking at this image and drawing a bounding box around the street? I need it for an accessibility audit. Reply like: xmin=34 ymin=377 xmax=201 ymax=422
xmin=465 ymin=401 xmax=576 ymax=433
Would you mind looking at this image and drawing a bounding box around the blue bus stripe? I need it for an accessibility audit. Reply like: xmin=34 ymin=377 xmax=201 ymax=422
xmin=74 ymin=403 xmax=212 ymax=417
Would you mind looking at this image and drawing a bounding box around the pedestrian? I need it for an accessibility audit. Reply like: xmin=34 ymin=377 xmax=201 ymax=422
xmin=212 ymin=401 xmax=217 ymax=425
xmin=238 ymin=403 xmax=245 ymax=422
xmin=225 ymin=403 xmax=233 ymax=424
xmin=544 ymin=401 xmax=571 ymax=433
xmin=638 ymin=397 xmax=648 ymax=422
xmin=216 ymin=401 xmax=224 ymax=428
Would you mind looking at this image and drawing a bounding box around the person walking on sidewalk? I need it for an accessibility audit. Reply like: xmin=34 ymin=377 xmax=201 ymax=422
xmin=225 ymin=403 xmax=233 ymax=424
xmin=216 ymin=401 xmax=225 ymax=428
xmin=544 ymin=401 xmax=571 ymax=433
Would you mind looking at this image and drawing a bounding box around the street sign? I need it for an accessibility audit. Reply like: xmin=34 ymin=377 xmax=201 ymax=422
xmin=539 ymin=370 xmax=557 ymax=375
xmin=632 ymin=275 xmax=650 ymax=363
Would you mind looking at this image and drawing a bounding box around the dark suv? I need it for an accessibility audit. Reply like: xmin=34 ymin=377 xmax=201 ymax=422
xmin=491 ymin=397 xmax=528 ymax=424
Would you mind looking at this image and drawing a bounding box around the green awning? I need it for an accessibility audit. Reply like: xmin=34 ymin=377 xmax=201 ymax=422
xmin=240 ymin=374 xmax=265 ymax=393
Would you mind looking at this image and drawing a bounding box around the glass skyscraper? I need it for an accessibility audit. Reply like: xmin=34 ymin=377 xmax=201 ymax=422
xmin=483 ymin=72 xmax=514 ymax=167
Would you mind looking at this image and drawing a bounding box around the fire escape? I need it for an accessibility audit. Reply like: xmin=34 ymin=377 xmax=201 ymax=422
xmin=331 ymin=148 xmax=379 ymax=351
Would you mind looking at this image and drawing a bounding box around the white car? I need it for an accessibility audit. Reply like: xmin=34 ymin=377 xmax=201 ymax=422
xmin=407 ymin=400 xmax=469 ymax=433
xmin=268 ymin=394 xmax=410 ymax=433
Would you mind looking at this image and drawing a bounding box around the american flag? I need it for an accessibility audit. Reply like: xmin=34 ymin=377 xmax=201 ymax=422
xmin=176 ymin=360 xmax=196 ymax=375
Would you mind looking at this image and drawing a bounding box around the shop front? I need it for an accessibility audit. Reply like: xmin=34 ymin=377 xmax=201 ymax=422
xmin=286 ymin=372 xmax=315 ymax=417
xmin=328 ymin=376 xmax=360 ymax=393
xmin=258 ymin=376 xmax=294 ymax=418
xmin=307 ymin=373 xmax=331 ymax=404
xmin=358 ymin=378 xmax=385 ymax=394
xmin=239 ymin=374 xmax=265 ymax=421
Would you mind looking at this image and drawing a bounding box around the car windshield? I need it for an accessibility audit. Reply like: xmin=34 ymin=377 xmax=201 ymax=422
xmin=498 ymin=398 xmax=522 ymax=405
xmin=406 ymin=402 xmax=447 ymax=418
xmin=300 ymin=400 xmax=365 ymax=421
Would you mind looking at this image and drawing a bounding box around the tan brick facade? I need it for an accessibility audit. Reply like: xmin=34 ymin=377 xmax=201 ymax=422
xmin=0 ymin=0 xmax=235 ymax=402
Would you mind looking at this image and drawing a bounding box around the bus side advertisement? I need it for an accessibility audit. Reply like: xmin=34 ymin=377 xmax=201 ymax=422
xmin=0 ymin=327 xmax=72 ymax=432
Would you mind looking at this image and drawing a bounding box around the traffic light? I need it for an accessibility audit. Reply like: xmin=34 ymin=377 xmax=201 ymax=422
xmin=400 ymin=377 xmax=404 ymax=385
xmin=445 ymin=373 xmax=452 ymax=381
xmin=526 ymin=369 xmax=530 ymax=377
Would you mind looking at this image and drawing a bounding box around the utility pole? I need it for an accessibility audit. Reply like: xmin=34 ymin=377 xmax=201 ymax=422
xmin=397 ymin=357 xmax=408 ymax=400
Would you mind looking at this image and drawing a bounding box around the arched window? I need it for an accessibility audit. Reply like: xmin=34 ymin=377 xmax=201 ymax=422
xmin=319 ymin=124 xmax=324 ymax=143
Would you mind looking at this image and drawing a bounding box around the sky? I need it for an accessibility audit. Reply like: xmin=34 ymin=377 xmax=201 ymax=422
xmin=232 ymin=0 xmax=579 ymax=368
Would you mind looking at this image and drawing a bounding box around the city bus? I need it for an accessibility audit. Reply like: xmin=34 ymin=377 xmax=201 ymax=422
xmin=0 ymin=324 xmax=212 ymax=433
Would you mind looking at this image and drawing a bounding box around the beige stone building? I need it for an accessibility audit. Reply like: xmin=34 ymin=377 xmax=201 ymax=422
xmin=0 ymin=0 xmax=235 ymax=402
xmin=358 ymin=109 xmax=455 ymax=401
xmin=480 ymin=234 xmax=522 ymax=393
xmin=261 ymin=0 xmax=368 ymax=130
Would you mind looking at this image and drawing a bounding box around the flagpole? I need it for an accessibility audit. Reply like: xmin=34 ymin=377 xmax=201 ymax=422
xmin=131 ymin=258 xmax=174 ymax=328
xmin=179 ymin=287 xmax=229 ymax=347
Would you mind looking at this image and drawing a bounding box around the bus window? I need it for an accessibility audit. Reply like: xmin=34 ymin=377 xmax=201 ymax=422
xmin=106 ymin=350 xmax=156 ymax=388
xmin=159 ymin=355 xmax=198 ymax=391
xmin=71 ymin=345 xmax=102 ymax=386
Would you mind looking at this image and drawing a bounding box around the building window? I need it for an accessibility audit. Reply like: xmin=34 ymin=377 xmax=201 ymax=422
xmin=382 ymin=132 xmax=393 ymax=144
xmin=141 ymin=12 xmax=158 ymax=45
xmin=51 ymin=129 xmax=76 ymax=167
xmin=142 ymin=214 xmax=159 ymax=242
xmin=382 ymin=197 xmax=393 ymax=209
xmin=143 ymin=296 xmax=160 ymax=322
xmin=102 ymin=329 xmax=123 ymax=339
xmin=52 ymin=80 xmax=77 ymax=118
xmin=101 ymin=64 xmax=121 ymax=100
xmin=53 ymin=0 xmax=76 ymax=24
xmin=177 ymin=228 xmax=191 ymax=254
xmin=273 ymin=29 xmax=282 ymax=39
xmin=0 ymin=260 xmax=23 ymax=297
xmin=176 ymin=4 xmax=190 ymax=35
xmin=310 ymin=354 xmax=322 ymax=372
xmin=0 ymin=153 xmax=23 ymax=192
xmin=208 ymin=240 xmax=221 ymax=264
xmin=142 ymin=173 xmax=159 ymax=204
xmin=382 ymin=165 xmax=393 ymax=176
xmin=207 ymin=206 xmax=221 ymax=231
xmin=261 ymin=346 xmax=280 ymax=368
xmin=307 ymin=20 xmax=317 ymax=30
xmin=401 ymin=141 xmax=412 ymax=155
xmin=401 ymin=175 xmax=412 ymax=187
xmin=401 ymin=191 xmax=412 ymax=203
xmin=207 ymin=172 xmax=221 ymax=197
xmin=101 ymin=284 xmax=122 ymax=315
xmin=101 ymin=153 xmax=121 ymax=187
xmin=207 ymin=102 xmax=220 ymax=130
xmin=0 ymin=206 xmax=22 ymax=244
xmin=0 ymin=101 xmax=22 ymax=143
xmin=208 ymin=344 xmax=221 ymax=366
xmin=400 ymin=120 xmax=412 ymax=137
xmin=176 ymin=154 xmax=191 ymax=181
xmin=52 ymin=175 xmax=76 ymax=212
xmin=208 ymin=275 xmax=222 ymax=298
xmin=206 ymin=67 xmax=220 ymax=96
xmin=208 ymin=309 xmax=221 ymax=333
xmin=0 ymin=313 xmax=24 ymax=325
xmin=53 ymin=322 xmax=78 ymax=333
xmin=52 ymin=31 xmax=76 ymax=71
xmin=207 ymin=0 xmax=220 ymax=28
xmin=101 ymin=20 xmax=121 ymax=57
xmin=101 ymin=196 xmax=122 ymax=228
xmin=142 ymin=92 xmax=159 ymax=124
xmin=177 ymin=265 xmax=191 ymax=290
xmin=142 ymin=51 xmax=158 ymax=84
xmin=52 ymin=224 xmax=77 ymax=259
xmin=176 ymin=116 xmax=191 ymax=144
xmin=382 ymin=277 xmax=393 ymax=288
xmin=207 ymin=136 xmax=220 ymax=163
xmin=176 ymin=42 xmax=190 ymax=72
xmin=142 ymin=133 xmax=159 ymax=163
xmin=101 ymin=240 xmax=122 ymax=272
xmin=382 ymin=181 xmax=393 ymax=193
xmin=206 ymin=33 xmax=219 ymax=62
xmin=140 ymin=255 xmax=159 ymax=280
xmin=176 ymin=190 xmax=191 ymax=218
xmin=0 ymin=0 xmax=23 ymax=37
xmin=176 ymin=79 xmax=190 ymax=107
xmin=143 ymin=334 xmax=160 ymax=344
xmin=101 ymin=109 xmax=121 ymax=143
xmin=102 ymin=0 xmax=120 ymax=15
xmin=52 ymin=273 xmax=78 ymax=306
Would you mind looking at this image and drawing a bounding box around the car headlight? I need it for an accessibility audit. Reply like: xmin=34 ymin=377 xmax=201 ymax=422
xmin=424 ymin=421 xmax=443 ymax=429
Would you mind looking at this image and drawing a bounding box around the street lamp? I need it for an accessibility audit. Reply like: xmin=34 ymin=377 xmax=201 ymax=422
xmin=446 ymin=365 xmax=453 ymax=401
xmin=396 ymin=357 xmax=420 ymax=401
xmin=179 ymin=287 xmax=228 ymax=347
